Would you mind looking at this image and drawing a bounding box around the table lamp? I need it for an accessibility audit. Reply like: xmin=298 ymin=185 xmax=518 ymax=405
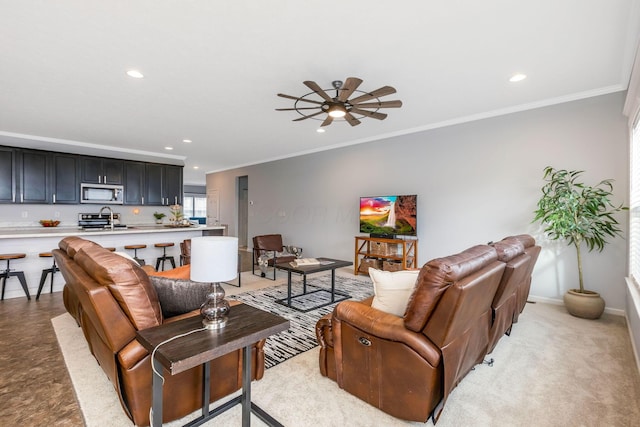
xmin=190 ymin=236 xmax=238 ymax=329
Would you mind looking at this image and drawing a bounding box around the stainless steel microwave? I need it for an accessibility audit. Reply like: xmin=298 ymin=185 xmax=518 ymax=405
xmin=80 ymin=183 xmax=124 ymax=204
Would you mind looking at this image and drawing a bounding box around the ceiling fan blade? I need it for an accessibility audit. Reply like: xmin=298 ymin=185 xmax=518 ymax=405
xmin=351 ymin=100 xmax=403 ymax=109
xmin=348 ymin=86 xmax=397 ymax=104
xmin=350 ymin=108 xmax=387 ymax=120
xmin=320 ymin=115 xmax=334 ymax=127
xmin=277 ymin=93 xmax=325 ymax=105
xmin=344 ymin=113 xmax=361 ymax=126
xmin=292 ymin=111 xmax=325 ymax=121
xmin=303 ymin=81 xmax=334 ymax=102
xmin=337 ymin=77 xmax=363 ymax=102
xmin=275 ymin=107 xmax=321 ymax=111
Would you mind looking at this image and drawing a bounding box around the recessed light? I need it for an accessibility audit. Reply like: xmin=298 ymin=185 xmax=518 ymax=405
xmin=126 ymin=70 xmax=144 ymax=79
xmin=509 ymin=73 xmax=527 ymax=82
xmin=164 ymin=146 xmax=173 ymax=150
xmin=193 ymin=166 xmax=199 ymax=170
xmin=182 ymin=139 xmax=192 ymax=143
xmin=316 ymin=128 xmax=325 ymax=133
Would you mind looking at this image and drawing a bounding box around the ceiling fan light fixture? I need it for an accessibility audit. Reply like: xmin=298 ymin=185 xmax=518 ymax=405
xmin=328 ymin=104 xmax=347 ymax=118
xmin=277 ymin=77 xmax=401 ymax=127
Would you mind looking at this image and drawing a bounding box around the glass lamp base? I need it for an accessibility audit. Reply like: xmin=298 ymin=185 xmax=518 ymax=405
xmin=202 ymin=316 xmax=228 ymax=330
xmin=200 ymin=282 xmax=231 ymax=330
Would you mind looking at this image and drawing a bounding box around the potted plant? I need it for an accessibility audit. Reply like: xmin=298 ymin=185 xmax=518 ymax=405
xmin=153 ymin=212 xmax=166 ymax=224
xmin=533 ymin=166 xmax=627 ymax=319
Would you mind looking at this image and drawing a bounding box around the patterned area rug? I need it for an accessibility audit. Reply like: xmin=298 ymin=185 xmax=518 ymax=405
xmin=232 ymin=275 xmax=374 ymax=368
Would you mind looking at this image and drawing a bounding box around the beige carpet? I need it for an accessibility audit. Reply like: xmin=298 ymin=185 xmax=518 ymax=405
xmin=53 ymin=299 xmax=640 ymax=426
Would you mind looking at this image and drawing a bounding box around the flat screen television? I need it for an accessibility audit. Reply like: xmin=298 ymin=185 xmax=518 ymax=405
xmin=359 ymin=195 xmax=417 ymax=237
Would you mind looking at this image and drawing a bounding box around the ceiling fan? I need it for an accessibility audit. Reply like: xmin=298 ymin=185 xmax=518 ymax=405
xmin=276 ymin=77 xmax=402 ymax=127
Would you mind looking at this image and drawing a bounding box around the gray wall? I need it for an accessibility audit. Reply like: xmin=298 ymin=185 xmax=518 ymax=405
xmin=207 ymin=92 xmax=629 ymax=310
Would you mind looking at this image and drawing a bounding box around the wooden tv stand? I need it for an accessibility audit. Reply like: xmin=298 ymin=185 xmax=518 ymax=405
xmin=354 ymin=236 xmax=418 ymax=275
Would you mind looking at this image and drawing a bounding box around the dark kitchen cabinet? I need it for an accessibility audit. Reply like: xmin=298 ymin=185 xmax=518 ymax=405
xmin=0 ymin=145 xmax=183 ymax=206
xmin=19 ymin=150 xmax=50 ymax=204
xmin=81 ymin=157 xmax=123 ymax=185
xmin=164 ymin=165 xmax=183 ymax=206
xmin=52 ymin=153 xmax=80 ymax=204
xmin=124 ymin=161 xmax=146 ymax=205
xmin=145 ymin=163 xmax=163 ymax=205
xmin=0 ymin=147 xmax=16 ymax=203
xmin=144 ymin=164 xmax=183 ymax=206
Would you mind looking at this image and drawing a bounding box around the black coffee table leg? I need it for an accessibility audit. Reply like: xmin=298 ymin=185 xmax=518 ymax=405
xmin=331 ymin=269 xmax=336 ymax=302
xmin=287 ymin=271 xmax=292 ymax=306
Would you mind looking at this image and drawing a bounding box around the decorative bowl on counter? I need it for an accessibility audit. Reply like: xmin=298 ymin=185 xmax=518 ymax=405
xmin=39 ymin=220 xmax=61 ymax=227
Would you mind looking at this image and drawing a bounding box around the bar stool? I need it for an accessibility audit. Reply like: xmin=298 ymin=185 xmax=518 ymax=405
xmin=154 ymin=242 xmax=176 ymax=271
xmin=0 ymin=253 xmax=30 ymax=300
xmin=37 ymin=252 xmax=60 ymax=300
xmin=124 ymin=244 xmax=146 ymax=266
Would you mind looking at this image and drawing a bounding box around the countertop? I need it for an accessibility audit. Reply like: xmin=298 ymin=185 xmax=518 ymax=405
xmin=0 ymin=225 xmax=226 ymax=239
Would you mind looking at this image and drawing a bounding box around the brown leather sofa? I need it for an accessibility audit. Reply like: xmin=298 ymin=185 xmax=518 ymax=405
xmin=316 ymin=235 xmax=540 ymax=423
xmin=54 ymin=236 xmax=265 ymax=426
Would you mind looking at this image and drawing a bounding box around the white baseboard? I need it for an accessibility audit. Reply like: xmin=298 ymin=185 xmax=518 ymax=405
xmin=528 ymin=294 xmax=626 ymax=317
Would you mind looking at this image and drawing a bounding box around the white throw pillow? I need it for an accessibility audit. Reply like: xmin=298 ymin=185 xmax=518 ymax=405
xmin=369 ymin=268 xmax=419 ymax=317
xmin=113 ymin=251 xmax=140 ymax=265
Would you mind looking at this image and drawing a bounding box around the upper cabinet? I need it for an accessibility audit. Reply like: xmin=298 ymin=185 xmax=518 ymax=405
xmin=144 ymin=163 xmax=183 ymax=206
xmin=80 ymin=156 xmax=123 ymax=185
xmin=164 ymin=165 xmax=183 ymax=206
xmin=52 ymin=153 xmax=80 ymax=204
xmin=19 ymin=150 xmax=50 ymax=204
xmin=124 ymin=161 xmax=146 ymax=205
xmin=0 ymin=147 xmax=16 ymax=203
xmin=16 ymin=150 xmax=79 ymax=204
xmin=0 ymin=146 xmax=183 ymax=206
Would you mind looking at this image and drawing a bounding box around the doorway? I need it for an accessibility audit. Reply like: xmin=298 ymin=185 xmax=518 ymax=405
xmin=237 ymin=175 xmax=248 ymax=249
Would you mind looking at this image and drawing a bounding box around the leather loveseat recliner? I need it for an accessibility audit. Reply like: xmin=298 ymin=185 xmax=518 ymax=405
xmin=55 ymin=236 xmax=265 ymax=427
xmin=316 ymin=235 xmax=540 ymax=423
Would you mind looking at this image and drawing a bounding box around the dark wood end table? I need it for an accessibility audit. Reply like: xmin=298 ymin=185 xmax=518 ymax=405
xmin=274 ymin=257 xmax=353 ymax=312
xmin=136 ymin=303 xmax=289 ymax=427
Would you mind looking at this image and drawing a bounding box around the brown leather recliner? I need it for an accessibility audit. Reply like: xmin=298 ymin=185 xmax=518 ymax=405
xmin=55 ymin=236 xmax=265 ymax=427
xmin=317 ymin=244 xmax=505 ymax=422
xmin=252 ymin=234 xmax=297 ymax=280
xmin=500 ymin=234 xmax=541 ymax=323
xmin=486 ymin=238 xmax=530 ymax=354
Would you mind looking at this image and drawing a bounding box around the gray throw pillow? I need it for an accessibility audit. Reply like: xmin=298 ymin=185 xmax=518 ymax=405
xmin=149 ymin=275 xmax=213 ymax=318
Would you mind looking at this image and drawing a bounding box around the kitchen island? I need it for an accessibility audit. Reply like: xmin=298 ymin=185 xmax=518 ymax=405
xmin=0 ymin=225 xmax=226 ymax=300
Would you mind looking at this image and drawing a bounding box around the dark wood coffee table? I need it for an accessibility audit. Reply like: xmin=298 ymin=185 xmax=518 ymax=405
xmin=274 ymin=257 xmax=353 ymax=312
xmin=136 ymin=303 xmax=289 ymax=427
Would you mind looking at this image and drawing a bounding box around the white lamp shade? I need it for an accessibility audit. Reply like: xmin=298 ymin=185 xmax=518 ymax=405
xmin=190 ymin=236 xmax=238 ymax=283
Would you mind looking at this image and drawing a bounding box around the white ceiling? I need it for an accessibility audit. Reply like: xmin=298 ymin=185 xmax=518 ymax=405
xmin=1 ymin=1 xmax=639 ymax=185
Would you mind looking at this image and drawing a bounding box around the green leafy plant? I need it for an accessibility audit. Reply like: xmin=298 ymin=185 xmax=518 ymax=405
xmin=533 ymin=166 xmax=627 ymax=293
xmin=153 ymin=212 xmax=166 ymax=220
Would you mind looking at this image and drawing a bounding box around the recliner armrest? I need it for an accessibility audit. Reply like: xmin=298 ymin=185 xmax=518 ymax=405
xmin=316 ymin=313 xmax=334 ymax=349
xmin=334 ymin=300 xmax=441 ymax=367
xmin=118 ymin=339 xmax=149 ymax=370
